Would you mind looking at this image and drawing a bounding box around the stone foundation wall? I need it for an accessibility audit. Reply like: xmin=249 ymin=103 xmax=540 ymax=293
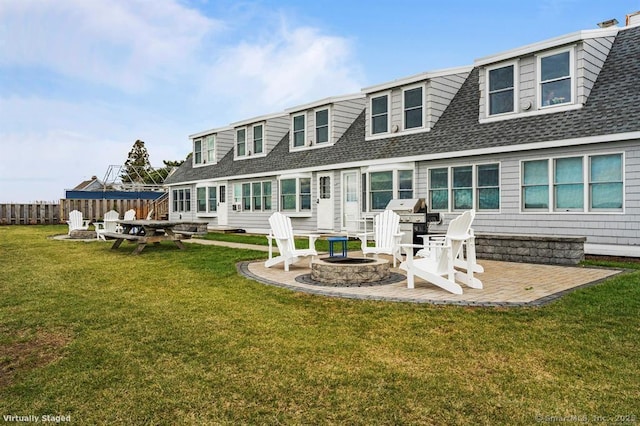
xmin=475 ymin=234 xmax=586 ymax=265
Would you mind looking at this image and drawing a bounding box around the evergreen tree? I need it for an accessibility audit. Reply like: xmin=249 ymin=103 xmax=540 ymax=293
xmin=121 ymin=139 xmax=152 ymax=183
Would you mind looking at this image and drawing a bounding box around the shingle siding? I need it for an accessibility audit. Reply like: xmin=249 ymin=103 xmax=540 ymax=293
xmin=166 ymin=25 xmax=640 ymax=252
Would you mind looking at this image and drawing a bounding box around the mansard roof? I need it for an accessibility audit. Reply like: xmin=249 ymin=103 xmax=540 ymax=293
xmin=166 ymin=24 xmax=640 ymax=185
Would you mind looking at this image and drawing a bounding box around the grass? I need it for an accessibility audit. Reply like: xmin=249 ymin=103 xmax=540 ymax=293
xmin=1 ymin=225 xmax=639 ymax=425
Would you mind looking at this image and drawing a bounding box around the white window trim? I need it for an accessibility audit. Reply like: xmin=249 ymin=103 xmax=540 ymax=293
xmin=277 ymin=174 xmax=312 ymax=216
xmin=485 ymin=60 xmax=519 ymax=118
xmin=519 ymin=152 xmax=625 ymax=214
xmin=250 ymin=122 xmax=266 ymax=158
xmin=171 ymin=187 xmax=192 ymax=213
xmin=537 ymin=46 xmax=575 ymax=110
xmin=314 ymin=106 xmax=332 ymax=145
xmin=192 ymin=137 xmax=203 ymax=167
xmin=368 ymin=91 xmax=391 ymax=138
xmin=234 ymin=126 xmax=247 ymax=160
xmin=195 ymin=183 xmax=218 ymax=217
xmin=427 ymin=162 xmax=502 ymax=213
xmin=290 ymin=113 xmax=307 ymax=149
xmin=402 ymin=84 xmax=426 ymax=131
xmin=362 ymin=164 xmax=415 ymax=212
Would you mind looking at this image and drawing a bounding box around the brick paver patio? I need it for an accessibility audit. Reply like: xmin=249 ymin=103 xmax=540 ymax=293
xmin=238 ymin=252 xmax=621 ymax=307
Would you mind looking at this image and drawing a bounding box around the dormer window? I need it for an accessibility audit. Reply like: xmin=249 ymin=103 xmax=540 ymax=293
xmin=315 ymin=108 xmax=329 ymax=144
xmin=488 ymin=63 xmax=515 ymax=115
xmin=292 ymin=114 xmax=305 ymax=147
xmin=193 ymin=134 xmax=215 ymax=165
xmin=403 ymin=86 xmax=423 ymax=129
xmin=236 ymin=128 xmax=246 ymax=157
xmin=252 ymin=124 xmax=263 ymax=155
xmin=539 ymin=48 xmax=573 ymax=108
xmin=371 ymin=94 xmax=389 ymax=135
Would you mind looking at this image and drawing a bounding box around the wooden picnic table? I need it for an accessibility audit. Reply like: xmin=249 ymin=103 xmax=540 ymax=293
xmin=101 ymin=220 xmax=205 ymax=255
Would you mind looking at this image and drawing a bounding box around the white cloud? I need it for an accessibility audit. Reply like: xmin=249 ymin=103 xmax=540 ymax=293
xmin=0 ymin=0 xmax=222 ymax=92
xmin=0 ymin=1 xmax=365 ymax=202
xmin=203 ymin=21 xmax=364 ymax=118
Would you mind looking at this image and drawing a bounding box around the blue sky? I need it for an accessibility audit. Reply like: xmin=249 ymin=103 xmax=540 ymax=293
xmin=0 ymin=0 xmax=636 ymax=202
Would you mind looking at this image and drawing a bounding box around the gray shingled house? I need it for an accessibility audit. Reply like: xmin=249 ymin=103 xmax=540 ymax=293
xmin=165 ymin=18 xmax=640 ymax=257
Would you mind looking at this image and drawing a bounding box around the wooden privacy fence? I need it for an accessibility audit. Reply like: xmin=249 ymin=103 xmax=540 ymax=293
xmin=0 ymin=197 xmax=169 ymax=225
xmin=60 ymin=199 xmax=157 ymax=223
xmin=0 ymin=203 xmax=60 ymax=225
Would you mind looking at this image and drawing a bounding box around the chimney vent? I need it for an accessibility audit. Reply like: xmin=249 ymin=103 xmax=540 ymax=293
xmin=627 ymin=11 xmax=640 ymax=26
xmin=597 ymin=18 xmax=618 ymax=28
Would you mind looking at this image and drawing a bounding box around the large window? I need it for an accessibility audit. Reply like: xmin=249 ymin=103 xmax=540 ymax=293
xmin=233 ymin=181 xmax=272 ymax=212
xmin=429 ymin=168 xmax=449 ymax=210
xmin=371 ymin=94 xmax=389 ymax=135
xmin=370 ymin=171 xmax=393 ymax=210
xmin=477 ymin=164 xmax=500 ymax=210
xmin=236 ymin=128 xmax=246 ymax=157
xmin=252 ymin=124 xmax=263 ymax=155
xmin=554 ymin=157 xmax=583 ymax=211
xmin=590 ymin=154 xmax=623 ymax=210
xmin=403 ymin=86 xmax=423 ymax=129
xmin=172 ymin=188 xmax=191 ymax=213
xmin=196 ymin=186 xmax=217 ymax=213
xmin=280 ymin=177 xmax=311 ymax=212
xmin=366 ymin=169 xmax=414 ymax=211
xmin=292 ymin=114 xmax=305 ymax=147
xmin=315 ymin=108 xmax=329 ymax=144
xmin=522 ymin=160 xmax=549 ymax=210
xmin=429 ymin=164 xmax=500 ymax=211
xmin=540 ymin=49 xmax=572 ymax=107
xmin=522 ymin=154 xmax=623 ymax=212
xmin=193 ymin=134 xmax=215 ymax=165
xmin=488 ymin=64 xmax=515 ymax=115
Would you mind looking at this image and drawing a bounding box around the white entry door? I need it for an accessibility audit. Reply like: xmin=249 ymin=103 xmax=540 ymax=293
xmin=317 ymin=173 xmax=334 ymax=230
xmin=342 ymin=171 xmax=359 ymax=232
xmin=217 ymin=184 xmax=228 ymax=226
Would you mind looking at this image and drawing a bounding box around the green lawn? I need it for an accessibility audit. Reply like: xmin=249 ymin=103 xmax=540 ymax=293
xmin=1 ymin=226 xmax=638 ymax=425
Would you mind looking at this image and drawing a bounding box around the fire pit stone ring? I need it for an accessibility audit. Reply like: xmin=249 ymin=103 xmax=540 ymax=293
xmin=311 ymin=256 xmax=390 ymax=285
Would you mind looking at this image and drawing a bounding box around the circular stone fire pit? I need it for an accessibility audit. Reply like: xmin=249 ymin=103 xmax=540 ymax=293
xmin=311 ymin=257 xmax=390 ymax=285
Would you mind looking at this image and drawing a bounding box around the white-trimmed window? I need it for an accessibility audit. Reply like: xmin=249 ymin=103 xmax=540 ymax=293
xmin=521 ymin=154 xmax=623 ymax=212
xmin=292 ymin=114 xmax=306 ymax=148
xmin=429 ymin=163 xmax=501 ymax=212
xmin=172 ymin=188 xmax=191 ymax=213
xmin=233 ymin=181 xmax=272 ymax=212
xmin=196 ymin=186 xmax=217 ymax=213
xmin=539 ymin=48 xmax=573 ymax=108
xmin=236 ymin=128 xmax=246 ymax=157
xmin=371 ymin=94 xmax=389 ymax=135
xmin=364 ymin=167 xmax=414 ymax=211
xmin=252 ymin=124 xmax=263 ymax=155
xmin=279 ymin=176 xmax=311 ymax=212
xmin=403 ymin=86 xmax=423 ymax=129
xmin=315 ymin=108 xmax=329 ymax=144
xmin=487 ymin=63 xmax=515 ymax=115
xmin=193 ymin=134 xmax=215 ymax=165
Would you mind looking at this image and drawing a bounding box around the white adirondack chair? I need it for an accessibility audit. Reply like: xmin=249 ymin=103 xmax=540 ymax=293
xmin=357 ymin=209 xmax=404 ymax=267
xmin=66 ymin=210 xmax=90 ymax=235
xmin=417 ymin=213 xmax=484 ymax=276
xmin=95 ymin=210 xmax=120 ymax=240
xmin=265 ymin=212 xmax=319 ymax=272
xmin=401 ymin=210 xmax=482 ymax=294
xmin=116 ymin=209 xmax=136 ymax=233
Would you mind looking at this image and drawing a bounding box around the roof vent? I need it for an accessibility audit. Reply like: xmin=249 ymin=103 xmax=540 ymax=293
xmin=597 ymin=18 xmax=618 ymax=28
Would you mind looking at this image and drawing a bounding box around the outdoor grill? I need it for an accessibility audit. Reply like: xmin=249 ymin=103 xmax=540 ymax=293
xmin=385 ymin=198 xmax=441 ymax=252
